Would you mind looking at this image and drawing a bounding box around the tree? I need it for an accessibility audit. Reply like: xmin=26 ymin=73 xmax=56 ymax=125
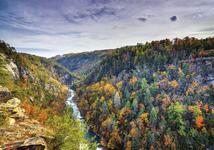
xmin=132 ymin=98 xmax=138 ymax=115
xmin=144 ymin=89 xmax=152 ymax=109
xmin=147 ymin=131 xmax=155 ymax=148
xmin=113 ymin=92 xmax=121 ymax=109
xmin=141 ymin=78 xmax=148 ymax=92
xmin=166 ymin=102 xmax=186 ymax=136
xmin=48 ymin=109 xmax=96 ymax=150
xmin=196 ymin=115 xmax=204 ymax=129
xmin=102 ymin=101 xmax=109 ymax=115
xmin=150 ymin=107 xmax=157 ymax=127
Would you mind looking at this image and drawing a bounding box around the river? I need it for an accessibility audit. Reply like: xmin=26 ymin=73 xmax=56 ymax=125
xmin=66 ymin=89 xmax=103 ymax=150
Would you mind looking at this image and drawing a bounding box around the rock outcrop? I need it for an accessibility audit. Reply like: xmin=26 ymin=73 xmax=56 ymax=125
xmin=5 ymin=61 xmax=20 ymax=79
xmin=0 ymin=87 xmax=51 ymax=150
xmin=0 ymin=86 xmax=12 ymax=102
xmin=1 ymin=137 xmax=47 ymax=150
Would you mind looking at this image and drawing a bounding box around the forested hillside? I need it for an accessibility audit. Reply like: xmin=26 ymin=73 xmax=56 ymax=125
xmin=54 ymin=49 xmax=113 ymax=79
xmin=69 ymin=37 xmax=214 ymax=150
xmin=1 ymin=37 xmax=214 ymax=150
xmin=0 ymin=41 xmax=94 ymax=150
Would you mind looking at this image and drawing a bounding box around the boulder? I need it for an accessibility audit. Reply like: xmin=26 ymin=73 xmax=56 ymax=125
xmin=0 ymin=137 xmax=47 ymax=150
xmin=11 ymin=107 xmax=27 ymax=120
xmin=21 ymin=137 xmax=47 ymax=149
xmin=8 ymin=118 xmax=16 ymax=126
xmin=0 ymin=98 xmax=27 ymax=120
xmin=0 ymin=86 xmax=12 ymax=102
xmin=0 ymin=98 xmax=21 ymax=111
xmin=6 ymin=98 xmax=21 ymax=108
xmin=5 ymin=61 xmax=20 ymax=79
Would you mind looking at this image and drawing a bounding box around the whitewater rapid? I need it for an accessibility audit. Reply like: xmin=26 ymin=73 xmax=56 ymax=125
xmin=66 ymin=89 xmax=103 ymax=150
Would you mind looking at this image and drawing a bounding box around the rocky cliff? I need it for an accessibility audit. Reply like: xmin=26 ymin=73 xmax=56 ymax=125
xmin=0 ymin=86 xmax=51 ymax=150
xmin=0 ymin=41 xmax=84 ymax=150
xmin=0 ymin=41 xmax=94 ymax=150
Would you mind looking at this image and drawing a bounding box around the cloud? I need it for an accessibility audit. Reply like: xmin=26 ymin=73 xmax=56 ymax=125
xmin=0 ymin=0 xmax=214 ymax=57
xmin=68 ymin=6 xmax=117 ymax=22
xmin=137 ymin=17 xmax=147 ymax=22
xmin=170 ymin=16 xmax=177 ymax=22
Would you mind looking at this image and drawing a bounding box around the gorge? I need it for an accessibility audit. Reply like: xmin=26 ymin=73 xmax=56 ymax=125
xmin=0 ymin=37 xmax=214 ymax=150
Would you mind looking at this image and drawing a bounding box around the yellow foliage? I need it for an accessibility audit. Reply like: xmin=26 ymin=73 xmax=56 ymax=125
xmin=130 ymin=127 xmax=138 ymax=137
xmin=108 ymin=129 xmax=122 ymax=149
xmin=79 ymin=99 xmax=87 ymax=110
xmin=178 ymin=67 xmax=183 ymax=76
xmin=130 ymin=92 xmax=136 ymax=100
xmin=168 ymin=64 xmax=176 ymax=70
xmin=60 ymin=85 xmax=68 ymax=95
xmin=100 ymin=96 xmax=105 ymax=102
xmin=116 ymin=81 xmax=123 ymax=89
xmin=193 ymin=105 xmax=202 ymax=115
xmin=101 ymin=117 xmax=112 ymax=129
xmin=202 ymin=86 xmax=209 ymax=91
xmin=204 ymin=104 xmax=209 ymax=113
xmin=140 ymin=113 xmax=149 ymax=124
xmin=85 ymin=111 xmax=92 ymax=121
xmin=129 ymin=76 xmax=137 ymax=85
xmin=91 ymin=102 xmax=96 ymax=109
xmin=191 ymin=81 xmax=198 ymax=87
xmin=186 ymin=87 xmax=194 ymax=96
xmin=90 ymin=82 xmax=100 ymax=91
xmin=108 ymin=99 xmax=113 ymax=108
xmin=104 ymin=83 xmax=116 ymax=95
xmin=125 ymin=141 xmax=132 ymax=150
xmin=160 ymin=71 xmax=167 ymax=76
xmin=170 ymin=80 xmax=179 ymax=89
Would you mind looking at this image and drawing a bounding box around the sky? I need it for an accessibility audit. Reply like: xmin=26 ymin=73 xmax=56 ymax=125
xmin=0 ymin=0 xmax=214 ymax=57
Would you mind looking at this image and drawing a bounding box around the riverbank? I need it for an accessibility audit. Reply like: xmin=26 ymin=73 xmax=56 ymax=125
xmin=66 ymin=89 xmax=104 ymax=150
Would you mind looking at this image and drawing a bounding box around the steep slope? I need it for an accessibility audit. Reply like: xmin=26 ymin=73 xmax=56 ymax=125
xmin=53 ymin=49 xmax=113 ymax=78
xmin=73 ymin=37 xmax=214 ymax=150
xmin=85 ymin=37 xmax=214 ymax=84
xmin=0 ymin=41 xmax=94 ymax=150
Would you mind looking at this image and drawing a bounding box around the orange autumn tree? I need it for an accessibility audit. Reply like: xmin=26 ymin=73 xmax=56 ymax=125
xmin=170 ymin=80 xmax=179 ymax=89
xmin=38 ymin=110 xmax=48 ymax=124
xmin=196 ymin=115 xmax=204 ymax=129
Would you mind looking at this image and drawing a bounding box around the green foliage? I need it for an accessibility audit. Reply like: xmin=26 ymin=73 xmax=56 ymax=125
xmin=76 ymin=58 xmax=214 ymax=149
xmin=0 ymin=41 xmax=93 ymax=149
xmin=85 ymin=37 xmax=214 ymax=84
xmin=166 ymin=102 xmax=186 ymax=136
xmin=0 ymin=111 xmax=9 ymax=127
xmin=150 ymin=107 xmax=157 ymax=127
xmin=48 ymin=108 xmax=96 ymax=150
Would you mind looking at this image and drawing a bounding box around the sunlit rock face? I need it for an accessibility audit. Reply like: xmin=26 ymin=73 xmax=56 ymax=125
xmin=2 ymin=137 xmax=47 ymax=150
xmin=0 ymin=86 xmax=51 ymax=150
xmin=5 ymin=61 xmax=20 ymax=80
xmin=0 ymin=53 xmax=19 ymax=80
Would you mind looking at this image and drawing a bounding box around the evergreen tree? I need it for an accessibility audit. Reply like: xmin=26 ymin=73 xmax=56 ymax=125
xmin=150 ymin=107 xmax=157 ymax=127
xmin=113 ymin=92 xmax=121 ymax=109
